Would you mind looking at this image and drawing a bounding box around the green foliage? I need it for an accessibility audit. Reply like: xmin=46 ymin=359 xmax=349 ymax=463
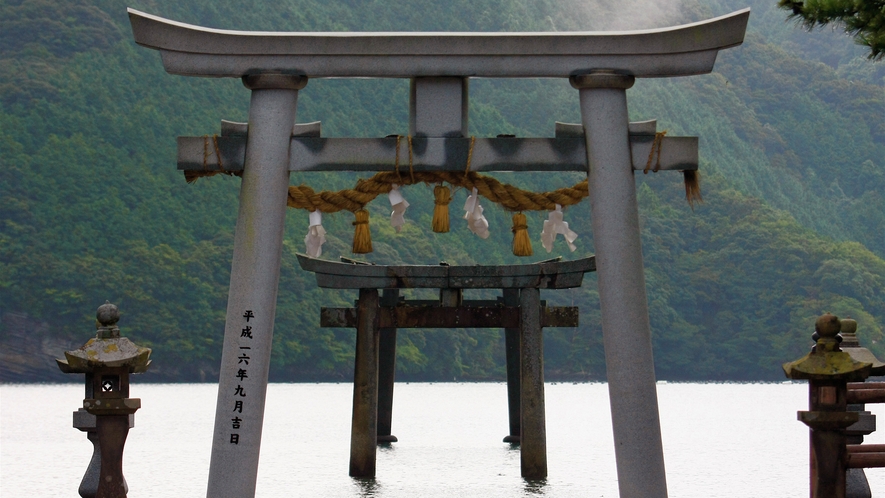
xmin=778 ymin=0 xmax=885 ymax=60
xmin=0 ymin=0 xmax=131 ymax=107
xmin=1 ymin=0 xmax=883 ymax=382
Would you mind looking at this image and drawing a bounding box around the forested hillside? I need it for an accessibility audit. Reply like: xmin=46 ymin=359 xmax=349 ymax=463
xmin=1 ymin=0 xmax=883 ymax=382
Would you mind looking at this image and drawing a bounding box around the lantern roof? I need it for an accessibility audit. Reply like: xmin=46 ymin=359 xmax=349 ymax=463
xmin=783 ymin=314 xmax=872 ymax=381
xmin=56 ymin=302 xmax=152 ymax=374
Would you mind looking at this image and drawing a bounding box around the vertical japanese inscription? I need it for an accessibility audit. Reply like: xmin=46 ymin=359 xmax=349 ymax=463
xmin=230 ymin=309 xmax=254 ymax=444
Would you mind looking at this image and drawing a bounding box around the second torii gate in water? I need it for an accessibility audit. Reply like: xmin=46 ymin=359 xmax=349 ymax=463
xmin=129 ymin=8 xmax=749 ymax=498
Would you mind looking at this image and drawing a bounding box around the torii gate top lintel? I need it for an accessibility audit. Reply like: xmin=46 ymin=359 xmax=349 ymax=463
xmin=127 ymin=7 xmax=749 ymax=79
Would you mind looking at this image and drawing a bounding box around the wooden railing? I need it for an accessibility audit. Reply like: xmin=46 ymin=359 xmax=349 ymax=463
xmin=846 ymin=382 xmax=885 ymax=469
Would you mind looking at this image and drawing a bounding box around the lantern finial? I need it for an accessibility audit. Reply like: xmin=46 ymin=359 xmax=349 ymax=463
xmin=812 ymin=313 xmax=842 ymax=353
xmin=97 ymin=300 xmax=120 ymax=326
xmin=839 ymin=317 xmax=885 ymax=376
xmin=96 ymin=301 xmax=121 ymax=339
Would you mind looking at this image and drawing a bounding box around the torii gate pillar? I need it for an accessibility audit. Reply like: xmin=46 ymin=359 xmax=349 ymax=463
xmin=572 ymin=71 xmax=667 ymax=497
xmin=207 ymin=74 xmax=307 ymax=498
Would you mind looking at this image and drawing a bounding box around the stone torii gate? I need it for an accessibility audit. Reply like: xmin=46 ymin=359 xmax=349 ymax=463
xmin=128 ymin=8 xmax=748 ymax=498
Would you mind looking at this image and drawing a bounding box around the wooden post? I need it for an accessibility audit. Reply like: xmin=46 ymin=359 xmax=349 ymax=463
xmin=350 ymin=288 xmax=381 ymax=477
xmin=377 ymin=289 xmax=399 ymax=443
xmin=804 ymin=380 xmax=854 ymax=498
xmin=503 ymin=288 xmax=521 ymax=443
xmin=519 ymin=287 xmax=547 ymax=479
xmin=95 ymin=416 xmax=130 ymax=498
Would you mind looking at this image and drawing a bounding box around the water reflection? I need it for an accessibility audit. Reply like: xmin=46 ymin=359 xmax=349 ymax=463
xmin=523 ymin=478 xmax=548 ymax=495
xmin=352 ymin=477 xmax=381 ymax=497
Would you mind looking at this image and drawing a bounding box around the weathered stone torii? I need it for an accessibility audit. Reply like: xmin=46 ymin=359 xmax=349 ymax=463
xmin=129 ymin=8 xmax=748 ymax=498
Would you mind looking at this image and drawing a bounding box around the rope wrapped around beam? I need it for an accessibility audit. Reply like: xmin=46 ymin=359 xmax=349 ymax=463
xmin=187 ymin=132 xmax=700 ymax=212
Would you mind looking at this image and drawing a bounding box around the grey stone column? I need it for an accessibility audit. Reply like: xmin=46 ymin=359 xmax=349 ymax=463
xmin=519 ymin=287 xmax=547 ymax=479
xmin=207 ymin=74 xmax=307 ymax=498
xmin=570 ymin=71 xmax=668 ymax=498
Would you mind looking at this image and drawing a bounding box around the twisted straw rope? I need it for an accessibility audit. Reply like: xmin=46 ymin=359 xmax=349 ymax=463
xmin=287 ymin=171 xmax=588 ymax=213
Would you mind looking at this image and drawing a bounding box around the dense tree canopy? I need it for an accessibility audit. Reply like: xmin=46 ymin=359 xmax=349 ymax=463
xmin=1 ymin=0 xmax=883 ymax=382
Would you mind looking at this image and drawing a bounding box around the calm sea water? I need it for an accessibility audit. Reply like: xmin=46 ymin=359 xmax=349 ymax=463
xmin=2 ymin=382 xmax=883 ymax=497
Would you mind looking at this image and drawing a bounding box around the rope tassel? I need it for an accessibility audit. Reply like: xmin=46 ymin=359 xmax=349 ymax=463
xmin=511 ymin=212 xmax=533 ymax=257
xmin=683 ymin=170 xmax=703 ymax=210
xmin=352 ymin=209 xmax=373 ymax=254
xmin=432 ymin=185 xmax=452 ymax=233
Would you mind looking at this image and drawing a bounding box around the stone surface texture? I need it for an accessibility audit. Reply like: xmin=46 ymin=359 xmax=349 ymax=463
xmin=177 ymin=134 xmax=699 ymax=173
xmin=206 ymin=78 xmax=303 ymax=498
xmin=574 ymin=72 xmax=668 ymax=498
xmin=128 ymin=8 xmax=749 ymax=78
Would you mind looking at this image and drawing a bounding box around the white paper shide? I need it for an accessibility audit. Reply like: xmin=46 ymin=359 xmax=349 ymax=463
xmin=388 ymin=184 xmax=409 ymax=232
xmin=463 ymin=187 xmax=490 ymax=239
xmin=540 ymin=204 xmax=578 ymax=252
xmin=304 ymin=210 xmax=326 ymax=257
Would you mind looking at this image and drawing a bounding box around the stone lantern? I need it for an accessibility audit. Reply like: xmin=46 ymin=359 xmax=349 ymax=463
xmin=57 ymin=302 xmax=151 ymax=498
xmin=783 ymin=313 xmax=872 ymax=498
